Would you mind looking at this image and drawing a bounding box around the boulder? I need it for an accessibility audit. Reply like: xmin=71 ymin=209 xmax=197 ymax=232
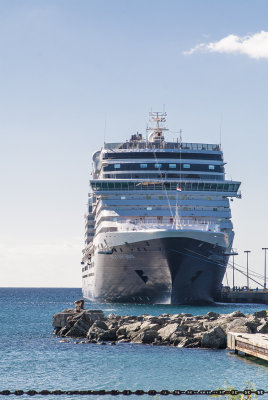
xmin=116 ymin=326 xmax=127 ymax=337
xmin=65 ymin=318 xmax=91 ymax=338
xmin=253 ymin=310 xmax=268 ymax=319
xmin=117 ymin=322 xmax=141 ymax=337
xmin=52 ymin=311 xmax=75 ymax=329
xmin=87 ymin=321 xmax=109 ymax=340
xmin=257 ymin=320 xmax=268 ymax=333
xmin=93 ymin=320 xmax=108 ymax=330
xmin=52 ymin=310 xmax=104 ymax=329
xmin=206 ymin=312 xmax=220 ymax=320
xmin=98 ymin=328 xmax=117 ymax=341
xmin=228 ymin=310 xmax=245 ymax=319
xmin=245 ymin=319 xmax=260 ymax=333
xmin=106 ymin=321 xmax=119 ymax=330
xmin=140 ymin=322 xmax=161 ymax=331
xmin=178 ymin=337 xmax=201 ymax=348
xmin=201 ymin=326 xmax=226 ymax=349
xmin=227 ymin=318 xmax=251 ymax=333
xmin=107 ymin=313 xmax=121 ymax=321
xmin=158 ymin=323 xmax=181 ymax=341
xmin=139 ymin=329 xmax=159 ymax=344
xmin=169 ymin=332 xmax=185 ymax=345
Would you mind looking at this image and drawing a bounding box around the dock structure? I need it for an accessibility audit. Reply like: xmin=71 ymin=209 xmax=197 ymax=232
xmin=219 ymin=290 xmax=268 ymax=304
xmin=227 ymin=332 xmax=268 ymax=361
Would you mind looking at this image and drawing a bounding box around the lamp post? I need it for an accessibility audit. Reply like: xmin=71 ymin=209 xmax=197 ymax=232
xmin=244 ymin=250 xmax=251 ymax=289
xmin=225 ymin=250 xmax=238 ymax=290
xmin=262 ymin=248 xmax=268 ymax=290
xmin=231 ymin=251 xmax=238 ymax=289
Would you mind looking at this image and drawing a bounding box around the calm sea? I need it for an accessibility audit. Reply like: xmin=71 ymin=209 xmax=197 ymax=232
xmin=0 ymin=288 xmax=268 ymax=399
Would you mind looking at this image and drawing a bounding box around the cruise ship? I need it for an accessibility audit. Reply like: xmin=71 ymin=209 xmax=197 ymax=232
xmin=81 ymin=112 xmax=241 ymax=305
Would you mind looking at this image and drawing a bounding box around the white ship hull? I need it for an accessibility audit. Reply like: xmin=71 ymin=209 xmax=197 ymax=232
xmin=82 ymin=229 xmax=231 ymax=304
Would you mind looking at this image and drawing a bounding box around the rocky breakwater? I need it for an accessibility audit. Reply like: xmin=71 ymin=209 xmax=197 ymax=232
xmin=52 ymin=304 xmax=268 ymax=350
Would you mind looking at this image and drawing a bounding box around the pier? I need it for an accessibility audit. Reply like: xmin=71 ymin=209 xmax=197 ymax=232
xmin=227 ymin=332 xmax=268 ymax=361
xmin=218 ymin=288 xmax=268 ymax=304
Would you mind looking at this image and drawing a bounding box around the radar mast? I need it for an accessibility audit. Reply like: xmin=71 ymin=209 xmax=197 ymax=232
xmin=146 ymin=111 xmax=168 ymax=142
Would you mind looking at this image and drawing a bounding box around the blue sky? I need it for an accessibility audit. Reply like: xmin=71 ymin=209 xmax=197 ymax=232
xmin=1 ymin=0 xmax=268 ymax=288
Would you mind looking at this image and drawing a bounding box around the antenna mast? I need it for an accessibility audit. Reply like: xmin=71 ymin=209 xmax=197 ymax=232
xmin=146 ymin=111 xmax=168 ymax=143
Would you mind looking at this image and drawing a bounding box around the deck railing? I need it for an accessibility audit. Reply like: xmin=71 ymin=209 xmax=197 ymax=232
xmin=115 ymin=219 xmax=220 ymax=233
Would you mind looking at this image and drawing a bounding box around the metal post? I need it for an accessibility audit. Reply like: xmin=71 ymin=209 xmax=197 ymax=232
xmin=244 ymin=250 xmax=251 ymax=289
xmin=232 ymin=252 xmax=238 ymax=289
xmin=224 ymin=250 xmax=238 ymax=290
xmin=233 ymin=255 xmax=235 ymax=289
xmin=262 ymin=248 xmax=268 ymax=290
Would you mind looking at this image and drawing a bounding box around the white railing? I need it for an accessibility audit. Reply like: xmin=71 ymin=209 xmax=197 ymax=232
xmin=115 ymin=219 xmax=220 ymax=233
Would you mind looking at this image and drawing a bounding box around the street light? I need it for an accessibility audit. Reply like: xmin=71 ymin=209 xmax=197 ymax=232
xmin=244 ymin=250 xmax=251 ymax=289
xmin=231 ymin=251 xmax=238 ymax=289
xmin=224 ymin=250 xmax=238 ymax=289
xmin=262 ymin=248 xmax=268 ymax=290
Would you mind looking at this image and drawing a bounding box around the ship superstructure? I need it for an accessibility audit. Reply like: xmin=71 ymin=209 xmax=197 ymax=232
xmin=82 ymin=112 xmax=241 ymax=304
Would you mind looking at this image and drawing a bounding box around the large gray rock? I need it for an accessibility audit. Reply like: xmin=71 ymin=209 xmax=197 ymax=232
xmin=87 ymin=326 xmax=106 ymax=340
xmin=140 ymin=322 xmax=161 ymax=331
xmin=93 ymin=320 xmax=108 ymax=330
xmin=178 ymin=337 xmax=201 ymax=348
xmin=87 ymin=320 xmax=110 ymax=340
xmin=116 ymin=326 xmax=127 ymax=337
xmin=227 ymin=318 xmax=251 ymax=333
xmin=201 ymin=326 xmax=226 ymax=349
xmin=52 ymin=311 xmax=76 ymax=328
xmin=257 ymin=320 xmax=268 ymax=333
xmin=225 ymin=311 xmax=245 ymax=322
xmin=52 ymin=310 xmax=104 ymax=329
xmin=65 ymin=318 xmax=91 ymax=338
xmin=98 ymin=328 xmax=117 ymax=341
xmin=245 ymin=319 xmax=260 ymax=333
xmin=116 ymin=322 xmax=141 ymax=337
xmin=158 ymin=323 xmax=181 ymax=341
xmin=253 ymin=310 xmax=268 ymax=319
xmin=124 ymin=322 xmax=142 ymax=333
xmin=206 ymin=312 xmax=220 ymax=320
xmin=138 ymin=329 xmax=159 ymax=344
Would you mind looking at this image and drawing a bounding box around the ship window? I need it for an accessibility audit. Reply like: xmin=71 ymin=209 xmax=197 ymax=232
xmin=169 ymin=164 xmax=176 ymax=168
xmin=140 ymin=164 xmax=147 ymax=168
xmin=121 ymin=196 xmax=126 ymax=200
xmin=147 ymin=207 xmax=152 ymax=210
xmin=209 ymin=165 xmax=215 ymax=170
xmin=183 ymin=164 xmax=190 ymax=169
xmin=155 ymin=163 xmax=162 ymax=168
xmin=114 ymin=164 xmax=121 ymax=169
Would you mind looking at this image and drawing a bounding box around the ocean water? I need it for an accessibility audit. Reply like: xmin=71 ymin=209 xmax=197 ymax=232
xmin=0 ymin=288 xmax=268 ymax=399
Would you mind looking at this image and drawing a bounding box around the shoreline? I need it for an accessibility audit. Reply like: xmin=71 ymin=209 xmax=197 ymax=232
xmin=52 ymin=305 xmax=268 ymax=349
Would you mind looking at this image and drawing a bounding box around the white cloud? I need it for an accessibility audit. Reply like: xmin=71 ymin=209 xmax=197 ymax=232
xmin=184 ymin=31 xmax=268 ymax=59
